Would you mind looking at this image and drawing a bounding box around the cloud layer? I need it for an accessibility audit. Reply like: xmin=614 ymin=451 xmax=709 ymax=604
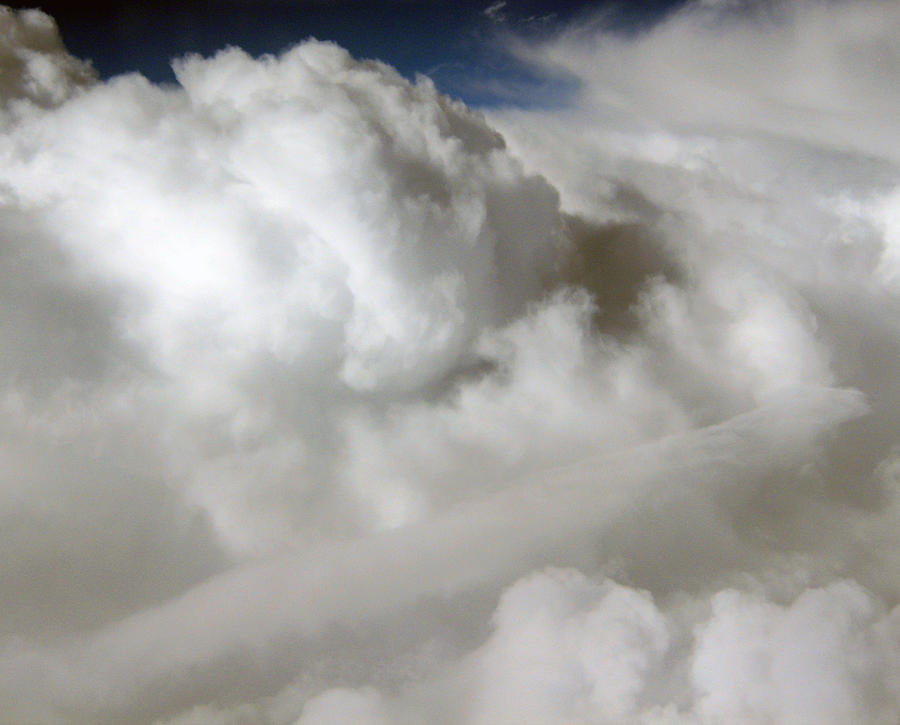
xmin=1 ymin=2 xmax=900 ymax=723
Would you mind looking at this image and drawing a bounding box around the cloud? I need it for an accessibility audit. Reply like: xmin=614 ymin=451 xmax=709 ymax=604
xmin=0 ymin=6 xmax=94 ymax=108
xmin=692 ymin=580 xmax=900 ymax=725
xmin=1 ymin=14 xmax=568 ymax=555
xmin=0 ymin=385 xmax=870 ymax=723
xmin=460 ymin=569 xmax=671 ymax=724
xmin=1 ymin=2 xmax=900 ymax=724
xmin=287 ymin=568 xmax=900 ymax=725
xmin=509 ymin=0 xmax=900 ymax=162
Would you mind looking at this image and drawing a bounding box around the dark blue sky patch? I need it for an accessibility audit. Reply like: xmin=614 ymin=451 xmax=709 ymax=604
xmin=10 ymin=0 xmax=686 ymax=107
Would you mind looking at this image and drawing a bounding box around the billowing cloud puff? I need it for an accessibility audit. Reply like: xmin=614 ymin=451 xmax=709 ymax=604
xmin=293 ymin=571 xmax=900 ymax=725
xmin=0 ymin=7 xmax=94 ymax=108
xmin=692 ymin=580 xmax=900 ymax=725
xmin=0 ymin=9 xmax=566 ymax=553
xmin=4 ymin=35 xmax=561 ymax=394
xmin=463 ymin=569 xmax=671 ymax=724
xmin=2 ymin=2 xmax=900 ymax=724
xmin=470 ymin=573 xmax=900 ymax=725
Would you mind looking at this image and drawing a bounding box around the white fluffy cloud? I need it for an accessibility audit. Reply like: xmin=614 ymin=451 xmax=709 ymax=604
xmin=0 ymin=13 xmax=568 ymax=553
xmin=692 ymin=580 xmax=900 ymax=725
xmin=0 ymin=7 xmax=94 ymax=108
xmin=2 ymin=2 xmax=900 ymax=724
xmin=294 ymin=570 xmax=900 ymax=725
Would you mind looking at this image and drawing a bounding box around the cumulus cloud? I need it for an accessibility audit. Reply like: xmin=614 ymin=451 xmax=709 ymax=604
xmin=292 ymin=571 xmax=900 ymax=725
xmin=1 ymin=2 xmax=900 ymax=724
xmin=0 ymin=13 xmax=568 ymax=554
xmin=0 ymin=7 xmax=94 ymax=108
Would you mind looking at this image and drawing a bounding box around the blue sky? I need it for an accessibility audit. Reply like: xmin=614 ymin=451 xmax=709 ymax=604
xmin=13 ymin=0 xmax=686 ymax=106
